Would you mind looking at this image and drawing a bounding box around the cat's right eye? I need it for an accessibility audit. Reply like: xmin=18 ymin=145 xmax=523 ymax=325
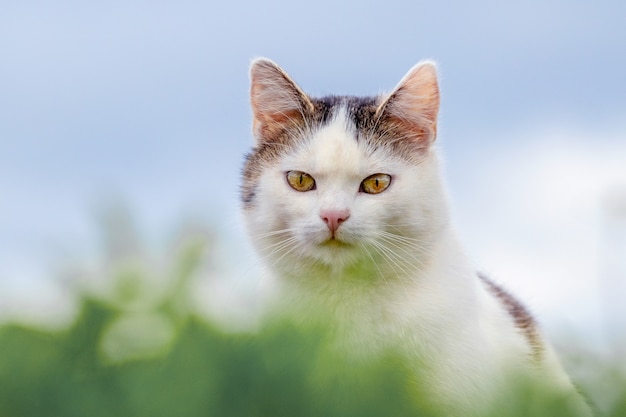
xmin=286 ymin=170 xmax=316 ymax=192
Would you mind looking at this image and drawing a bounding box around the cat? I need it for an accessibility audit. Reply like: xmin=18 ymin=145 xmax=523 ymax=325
xmin=240 ymin=58 xmax=593 ymax=416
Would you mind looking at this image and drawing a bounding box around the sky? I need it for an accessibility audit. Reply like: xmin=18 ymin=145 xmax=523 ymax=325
xmin=1 ymin=1 xmax=625 ymax=353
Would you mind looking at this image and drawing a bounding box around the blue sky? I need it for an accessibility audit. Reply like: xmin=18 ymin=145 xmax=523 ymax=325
xmin=1 ymin=1 xmax=625 ymax=348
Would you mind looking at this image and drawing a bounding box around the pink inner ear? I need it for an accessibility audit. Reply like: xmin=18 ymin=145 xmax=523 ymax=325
xmin=379 ymin=62 xmax=440 ymax=146
xmin=249 ymin=59 xmax=313 ymax=144
xmin=253 ymin=109 xmax=305 ymax=142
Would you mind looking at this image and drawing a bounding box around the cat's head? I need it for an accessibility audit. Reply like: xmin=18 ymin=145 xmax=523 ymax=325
xmin=241 ymin=59 xmax=448 ymax=280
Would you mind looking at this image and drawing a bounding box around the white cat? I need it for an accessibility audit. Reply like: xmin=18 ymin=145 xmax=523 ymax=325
xmin=241 ymin=58 xmax=592 ymax=416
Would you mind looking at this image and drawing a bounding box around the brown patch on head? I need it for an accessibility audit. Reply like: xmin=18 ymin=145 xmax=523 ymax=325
xmin=478 ymin=273 xmax=544 ymax=362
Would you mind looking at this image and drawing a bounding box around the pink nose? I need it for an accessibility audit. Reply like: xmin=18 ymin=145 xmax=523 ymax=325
xmin=320 ymin=209 xmax=350 ymax=235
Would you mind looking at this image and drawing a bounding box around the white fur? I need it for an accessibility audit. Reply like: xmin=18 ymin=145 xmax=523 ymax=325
xmin=244 ymin=105 xmax=592 ymax=416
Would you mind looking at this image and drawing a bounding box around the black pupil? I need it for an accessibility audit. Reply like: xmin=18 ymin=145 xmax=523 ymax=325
xmin=375 ymin=178 xmax=379 ymax=187
xmin=299 ymin=174 xmax=303 ymax=184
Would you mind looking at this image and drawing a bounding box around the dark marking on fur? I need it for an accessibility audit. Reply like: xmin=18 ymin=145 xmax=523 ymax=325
xmin=478 ymin=272 xmax=544 ymax=362
xmin=241 ymin=141 xmax=291 ymax=207
xmin=316 ymin=96 xmax=343 ymax=123
xmin=346 ymin=96 xmax=380 ymax=131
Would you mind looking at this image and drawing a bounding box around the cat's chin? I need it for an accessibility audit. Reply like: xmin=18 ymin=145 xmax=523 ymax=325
xmin=319 ymin=238 xmax=351 ymax=249
xmin=309 ymin=238 xmax=361 ymax=267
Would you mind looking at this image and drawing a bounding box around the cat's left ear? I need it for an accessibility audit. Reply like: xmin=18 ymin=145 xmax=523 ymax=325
xmin=376 ymin=61 xmax=440 ymax=149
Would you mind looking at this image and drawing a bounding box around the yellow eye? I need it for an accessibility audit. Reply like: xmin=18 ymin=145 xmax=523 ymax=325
xmin=360 ymin=173 xmax=392 ymax=194
xmin=286 ymin=170 xmax=316 ymax=192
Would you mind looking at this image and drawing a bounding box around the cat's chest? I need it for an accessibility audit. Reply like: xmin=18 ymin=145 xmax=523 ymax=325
xmin=281 ymin=276 xmax=446 ymax=348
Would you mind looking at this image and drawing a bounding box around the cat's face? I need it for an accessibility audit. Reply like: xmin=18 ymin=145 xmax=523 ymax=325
xmin=242 ymin=59 xmax=445 ymax=277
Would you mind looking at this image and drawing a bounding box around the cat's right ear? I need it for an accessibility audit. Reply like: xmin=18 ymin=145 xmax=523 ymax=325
xmin=249 ymin=58 xmax=314 ymax=144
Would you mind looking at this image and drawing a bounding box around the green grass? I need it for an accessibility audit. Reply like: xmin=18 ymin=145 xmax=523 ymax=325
xmin=0 ymin=219 xmax=623 ymax=417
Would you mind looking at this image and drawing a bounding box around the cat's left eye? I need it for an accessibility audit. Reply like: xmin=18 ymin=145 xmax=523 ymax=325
xmin=360 ymin=173 xmax=392 ymax=194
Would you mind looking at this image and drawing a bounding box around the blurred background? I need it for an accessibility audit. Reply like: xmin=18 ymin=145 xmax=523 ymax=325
xmin=1 ymin=0 xmax=625 ymax=414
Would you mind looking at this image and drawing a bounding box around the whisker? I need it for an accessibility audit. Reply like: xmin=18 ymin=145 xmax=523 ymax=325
xmin=357 ymin=242 xmax=387 ymax=285
xmin=270 ymin=237 xmax=306 ymax=268
xmin=378 ymin=230 xmax=434 ymax=258
xmin=249 ymin=228 xmax=298 ymax=240
xmin=377 ymin=235 xmax=427 ymax=269
xmin=263 ymin=237 xmax=298 ymax=254
xmin=368 ymin=239 xmax=413 ymax=279
xmin=379 ymin=230 xmax=426 ymax=245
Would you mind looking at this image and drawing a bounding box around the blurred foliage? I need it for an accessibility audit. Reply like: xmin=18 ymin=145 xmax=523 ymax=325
xmin=0 ymin=214 xmax=624 ymax=417
xmin=0 ymin=297 xmax=423 ymax=416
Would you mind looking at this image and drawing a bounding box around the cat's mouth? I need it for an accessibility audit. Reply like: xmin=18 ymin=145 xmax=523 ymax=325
xmin=320 ymin=237 xmax=351 ymax=248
